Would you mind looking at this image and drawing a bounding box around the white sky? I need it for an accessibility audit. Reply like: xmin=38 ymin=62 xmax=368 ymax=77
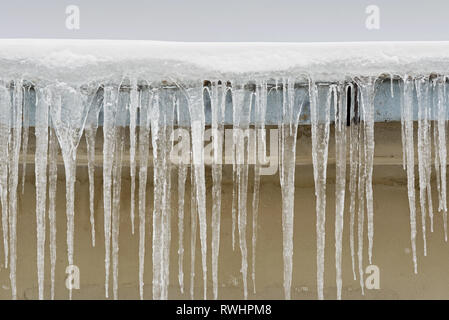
xmin=0 ymin=0 xmax=448 ymax=42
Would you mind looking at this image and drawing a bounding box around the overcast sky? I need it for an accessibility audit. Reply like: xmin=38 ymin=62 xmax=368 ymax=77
xmin=0 ymin=0 xmax=448 ymax=42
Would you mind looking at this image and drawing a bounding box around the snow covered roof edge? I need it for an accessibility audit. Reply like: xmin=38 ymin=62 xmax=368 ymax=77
xmin=1 ymin=39 xmax=449 ymax=84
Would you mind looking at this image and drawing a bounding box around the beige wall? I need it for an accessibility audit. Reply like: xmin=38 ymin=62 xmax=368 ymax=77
xmin=0 ymin=123 xmax=447 ymax=300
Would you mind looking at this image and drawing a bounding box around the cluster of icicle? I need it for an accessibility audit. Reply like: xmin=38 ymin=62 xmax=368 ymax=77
xmin=0 ymin=74 xmax=446 ymax=300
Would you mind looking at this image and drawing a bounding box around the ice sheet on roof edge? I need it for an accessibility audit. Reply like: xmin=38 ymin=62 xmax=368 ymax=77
xmin=2 ymin=40 xmax=449 ymax=83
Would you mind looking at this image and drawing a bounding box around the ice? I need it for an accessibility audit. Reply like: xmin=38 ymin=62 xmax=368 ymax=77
xmin=187 ymin=84 xmax=207 ymax=300
xmin=357 ymin=113 xmax=366 ymax=294
xmin=0 ymin=84 xmax=10 ymax=269
xmin=309 ymin=80 xmax=331 ymax=300
xmin=436 ymin=77 xmax=448 ymax=241
xmin=102 ymin=85 xmax=119 ymax=298
xmin=358 ymin=77 xmax=375 ymax=264
xmin=8 ymin=80 xmax=23 ymax=300
xmin=174 ymin=92 xmax=188 ymax=295
xmin=48 ymin=127 xmax=58 ymax=300
xmin=348 ymin=83 xmax=358 ymax=281
xmin=232 ymin=82 xmax=252 ymax=299
xmin=402 ymin=76 xmax=418 ymax=274
xmin=138 ymin=87 xmax=152 ymax=300
xmin=35 ymin=87 xmax=49 ymax=300
xmin=129 ymin=79 xmax=138 ymax=235
xmin=21 ymin=87 xmax=30 ymax=194
xmin=112 ymin=90 xmax=127 ymax=300
xmin=209 ymin=82 xmax=225 ymax=300
xmin=85 ymin=89 xmax=102 ymax=247
xmin=189 ymin=165 xmax=197 ymax=300
xmin=279 ymin=79 xmax=303 ymax=299
xmin=252 ymin=81 xmax=268 ymax=294
xmin=334 ymin=83 xmax=347 ymax=300
xmin=415 ymin=77 xmax=431 ymax=255
xmin=151 ymin=87 xmax=175 ymax=300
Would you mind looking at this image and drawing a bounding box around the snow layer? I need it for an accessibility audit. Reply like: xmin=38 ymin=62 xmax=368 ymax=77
xmin=2 ymin=40 xmax=449 ymax=83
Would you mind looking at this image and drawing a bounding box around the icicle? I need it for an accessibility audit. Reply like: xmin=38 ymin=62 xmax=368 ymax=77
xmin=189 ymin=165 xmax=197 ymax=300
xmin=279 ymin=79 xmax=302 ymax=299
xmin=436 ymin=76 xmax=448 ymax=241
xmin=390 ymin=74 xmax=395 ymax=98
xmin=415 ymin=77 xmax=430 ymax=255
xmin=48 ymin=127 xmax=58 ymax=300
xmin=21 ymin=86 xmax=30 ymax=194
xmin=334 ymin=84 xmax=347 ymax=300
xmin=231 ymin=159 xmax=237 ymax=251
xmin=431 ymin=80 xmax=439 ymax=232
xmin=231 ymin=81 xmax=252 ymax=300
xmin=252 ymin=81 xmax=268 ymax=294
xmin=348 ymin=83 xmax=358 ymax=281
xmin=35 ymin=87 xmax=49 ymax=300
xmin=9 ymin=80 xmax=23 ymax=300
xmin=177 ymin=153 xmax=187 ymax=295
xmin=151 ymin=87 xmax=175 ymax=300
xmin=309 ymin=80 xmax=332 ymax=300
xmin=138 ymin=87 xmax=152 ymax=300
xmin=0 ymin=84 xmax=10 ymax=269
xmin=112 ymin=126 xmax=125 ymax=300
xmin=129 ymin=79 xmax=138 ymax=235
xmin=102 ymin=85 xmax=119 ymax=298
xmin=50 ymin=83 xmax=92 ymax=299
xmin=357 ymin=112 xmax=366 ymax=295
xmin=85 ymin=90 xmax=102 ymax=247
xmin=187 ymin=84 xmax=207 ymax=300
xmin=210 ymin=82 xmax=225 ymax=300
xmin=402 ymin=76 xmax=418 ymax=273
xmin=358 ymin=78 xmax=376 ymax=264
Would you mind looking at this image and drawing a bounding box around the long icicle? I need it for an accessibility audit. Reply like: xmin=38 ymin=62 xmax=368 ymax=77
xmin=174 ymin=91 xmax=188 ymax=295
xmin=402 ymin=75 xmax=418 ymax=274
xmin=50 ymin=83 xmax=91 ymax=299
xmin=20 ymin=86 xmax=30 ymax=194
xmin=138 ymin=87 xmax=152 ymax=299
xmin=232 ymin=81 xmax=252 ymax=299
xmin=359 ymin=78 xmax=376 ymax=265
xmin=279 ymin=78 xmax=302 ymax=299
xmin=85 ymin=90 xmax=102 ymax=247
xmin=112 ymin=125 xmax=125 ymax=300
xmin=103 ymin=85 xmax=119 ymax=298
xmin=252 ymin=81 xmax=268 ymax=294
xmin=129 ymin=78 xmax=138 ymax=235
xmin=348 ymin=83 xmax=358 ymax=281
xmin=436 ymin=76 xmax=448 ymax=241
xmin=9 ymin=80 xmax=23 ymax=300
xmin=48 ymin=126 xmax=58 ymax=300
xmin=35 ymin=87 xmax=49 ymax=300
xmin=415 ymin=76 xmax=430 ymax=255
xmin=309 ymin=80 xmax=332 ymax=300
xmin=210 ymin=82 xmax=224 ymax=300
xmin=0 ymin=84 xmax=10 ymax=269
xmin=188 ymin=84 xmax=208 ymax=299
xmin=334 ymin=83 xmax=347 ymax=300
